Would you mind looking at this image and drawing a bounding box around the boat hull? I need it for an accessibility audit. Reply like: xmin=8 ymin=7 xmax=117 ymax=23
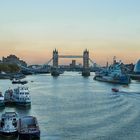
xmin=12 ymin=81 xmax=28 ymax=84
xmin=129 ymin=74 xmax=140 ymax=80
xmin=18 ymin=116 xmax=40 ymax=140
xmin=15 ymin=101 xmax=31 ymax=106
xmin=94 ymin=76 xmax=130 ymax=85
xmin=0 ymin=102 xmax=5 ymax=107
xmin=19 ymin=132 xmax=40 ymax=140
xmin=0 ymin=131 xmax=18 ymax=137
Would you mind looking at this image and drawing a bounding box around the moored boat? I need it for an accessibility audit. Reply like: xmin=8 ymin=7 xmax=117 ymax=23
xmin=0 ymin=92 xmax=5 ymax=107
xmin=0 ymin=112 xmax=18 ymax=137
xmin=12 ymin=79 xmax=28 ymax=85
xmin=112 ymin=88 xmax=119 ymax=92
xmin=18 ymin=116 xmax=40 ymax=140
xmin=4 ymin=89 xmax=14 ymax=105
xmin=12 ymin=86 xmax=31 ymax=106
xmin=94 ymin=58 xmax=131 ymax=85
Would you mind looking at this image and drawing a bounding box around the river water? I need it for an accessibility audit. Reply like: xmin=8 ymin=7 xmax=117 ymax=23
xmin=0 ymin=72 xmax=140 ymax=140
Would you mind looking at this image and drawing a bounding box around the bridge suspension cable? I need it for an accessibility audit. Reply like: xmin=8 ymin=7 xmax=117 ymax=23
xmin=43 ymin=58 xmax=53 ymax=66
xmin=89 ymin=58 xmax=95 ymax=65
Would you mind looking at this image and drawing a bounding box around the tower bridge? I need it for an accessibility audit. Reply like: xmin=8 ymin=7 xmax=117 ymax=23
xmin=18 ymin=49 xmax=95 ymax=77
xmin=49 ymin=49 xmax=94 ymax=76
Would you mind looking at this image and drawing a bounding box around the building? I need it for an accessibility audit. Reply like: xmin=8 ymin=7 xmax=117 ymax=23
xmin=70 ymin=60 xmax=76 ymax=68
xmin=2 ymin=55 xmax=27 ymax=67
xmin=134 ymin=59 xmax=140 ymax=73
xmin=124 ymin=63 xmax=134 ymax=73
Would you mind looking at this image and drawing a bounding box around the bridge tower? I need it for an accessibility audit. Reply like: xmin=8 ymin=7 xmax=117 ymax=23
xmin=51 ymin=49 xmax=60 ymax=76
xmin=82 ymin=49 xmax=90 ymax=76
xmin=53 ymin=49 xmax=59 ymax=68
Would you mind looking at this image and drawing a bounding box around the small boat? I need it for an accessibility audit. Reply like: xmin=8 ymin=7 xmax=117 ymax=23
xmin=18 ymin=116 xmax=40 ymax=140
xmin=0 ymin=112 xmax=18 ymax=137
xmin=112 ymin=88 xmax=119 ymax=92
xmin=0 ymin=92 xmax=5 ymax=107
xmin=12 ymin=86 xmax=31 ymax=106
xmin=112 ymin=88 xmax=140 ymax=95
xmin=12 ymin=79 xmax=28 ymax=85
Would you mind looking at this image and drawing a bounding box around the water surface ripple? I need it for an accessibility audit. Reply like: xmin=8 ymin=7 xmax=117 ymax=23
xmin=0 ymin=72 xmax=140 ymax=140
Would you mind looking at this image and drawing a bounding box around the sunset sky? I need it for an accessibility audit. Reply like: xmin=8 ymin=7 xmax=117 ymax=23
xmin=0 ymin=0 xmax=140 ymax=65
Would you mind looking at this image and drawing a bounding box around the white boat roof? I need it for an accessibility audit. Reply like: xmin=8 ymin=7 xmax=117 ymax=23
xmin=15 ymin=86 xmax=29 ymax=91
xmin=2 ymin=112 xmax=18 ymax=118
xmin=21 ymin=116 xmax=37 ymax=125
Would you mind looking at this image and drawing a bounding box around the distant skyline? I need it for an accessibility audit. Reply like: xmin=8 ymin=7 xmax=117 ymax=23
xmin=0 ymin=0 xmax=140 ymax=65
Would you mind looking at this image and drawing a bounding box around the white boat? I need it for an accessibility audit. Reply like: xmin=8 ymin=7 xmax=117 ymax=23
xmin=0 ymin=92 xmax=5 ymax=107
xmin=12 ymin=87 xmax=31 ymax=106
xmin=0 ymin=112 xmax=18 ymax=137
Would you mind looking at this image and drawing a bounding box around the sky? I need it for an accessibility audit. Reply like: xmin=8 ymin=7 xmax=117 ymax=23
xmin=0 ymin=0 xmax=140 ymax=65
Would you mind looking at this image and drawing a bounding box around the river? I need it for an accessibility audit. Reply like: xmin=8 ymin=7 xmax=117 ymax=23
xmin=0 ymin=72 xmax=140 ymax=140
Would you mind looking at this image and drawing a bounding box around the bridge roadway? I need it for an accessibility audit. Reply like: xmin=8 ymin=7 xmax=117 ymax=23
xmin=59 ymin=55 xmax=83 ymax=58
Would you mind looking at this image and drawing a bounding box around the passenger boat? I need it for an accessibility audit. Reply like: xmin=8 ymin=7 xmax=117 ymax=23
xmin=0 ymin=112 xmax=18 ymax=137
xmin=4 ymin=87 xmax=31 ymax=106
xmin=4 ymin=89 xmax=14 ymax=104
xmin=12 ymin=79 xmax=28 ymax=85
xmin=0 ymin=92 xmax=5 ymax=107
xmin=12 ymin=86 xmax=31 ymax=106
xmin=18 ymin=116 xmax=40 ymax=140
